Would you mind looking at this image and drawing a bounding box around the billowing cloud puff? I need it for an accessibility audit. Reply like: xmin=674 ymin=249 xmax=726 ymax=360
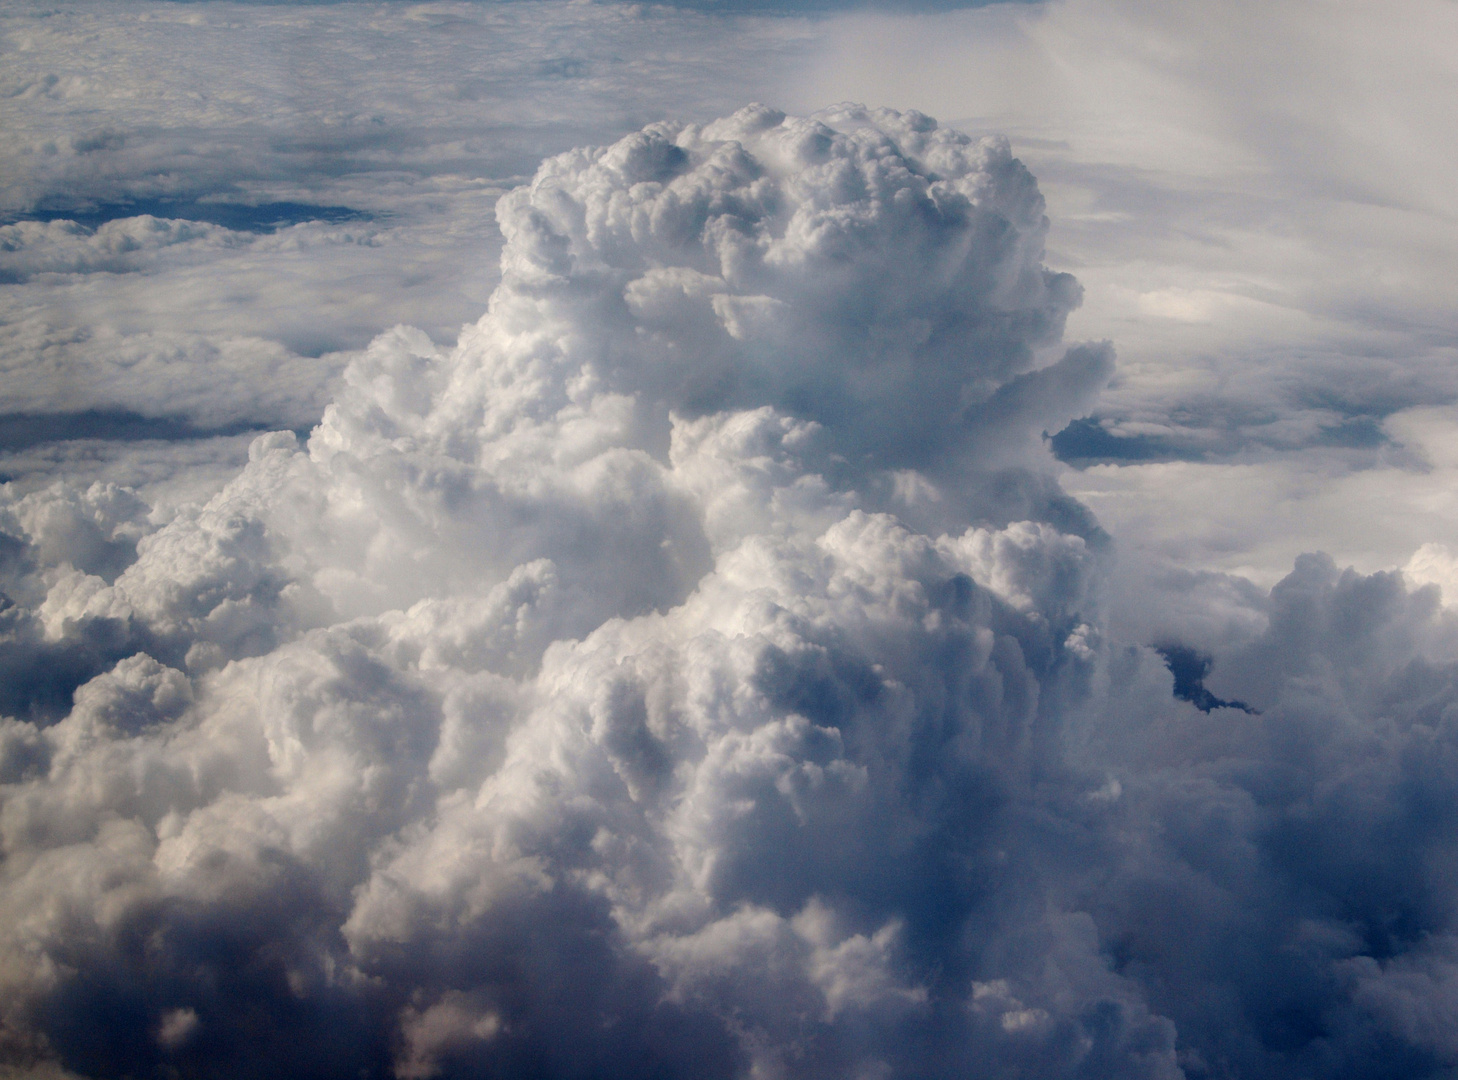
xmin=2 ymin=106 xmax=1456 ymax=1080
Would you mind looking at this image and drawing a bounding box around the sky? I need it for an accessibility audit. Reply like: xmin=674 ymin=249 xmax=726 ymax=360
xmin=2 ymin=1 xmax=1458 ymax=1078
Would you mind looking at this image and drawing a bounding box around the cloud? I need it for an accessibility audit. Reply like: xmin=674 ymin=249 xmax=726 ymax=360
xmin=799 ymin=0 xmax=1458 ymax=586
xmin=7 ymin=2 xmax=1458 ymax=1074
xmin=1069 ymin=552 xmax=1458 ymax=1079
xmin=0 ymin=105 xmax=1142 ymax=1079
xmin=658 ymin=0 xmax=1041 ymax=14
xmin=5 ymin=97 xmax=1458 ymax=1080
xmin=0 ymin=0 xmax=820 ymax=500
xmin=18 ymin=0 xmax=1451 ymax=598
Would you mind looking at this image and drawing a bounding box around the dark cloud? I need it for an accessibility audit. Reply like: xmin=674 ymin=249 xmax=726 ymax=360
xmin=0 ymin=412 xmax=288 ymax=453
xmin=1152 ymin=643 xmax=1256 ymax=714
xmin=1049 ymin=406 xmax=1399 ymax=469
xmin=1048 ymin=418 xmax=1190 ymax=466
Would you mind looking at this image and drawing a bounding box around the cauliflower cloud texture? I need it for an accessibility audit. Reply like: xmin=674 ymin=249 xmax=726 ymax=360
xmin=2 ymin=106 xmax=1457 ymax=1080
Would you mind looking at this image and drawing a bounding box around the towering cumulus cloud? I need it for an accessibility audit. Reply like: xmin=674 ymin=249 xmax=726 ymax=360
xmin=3 ymin=105 xmax=1457 ymax=1080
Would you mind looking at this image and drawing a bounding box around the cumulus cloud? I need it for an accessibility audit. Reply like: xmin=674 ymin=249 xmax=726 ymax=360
xmin=4 ymin=103 xmax=1458 ymax=1080
xmin=0 ymin=104 xmax=1112 ymax=1077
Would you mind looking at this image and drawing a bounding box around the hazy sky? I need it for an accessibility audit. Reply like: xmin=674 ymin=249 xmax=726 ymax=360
xmin=3 ymin=2 xmax=1458 ymax=1078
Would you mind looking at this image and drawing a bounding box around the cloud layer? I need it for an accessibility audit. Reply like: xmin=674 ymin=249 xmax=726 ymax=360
xmin=0 ymin=0 xmax=820 ymax=505
xmin=4 ymin=104 xmax=1458 ymax=1080
xmin=800 ymin=0 xmax=1458 ymax=599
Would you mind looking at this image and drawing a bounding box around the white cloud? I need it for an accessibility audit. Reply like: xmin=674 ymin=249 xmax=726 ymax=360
xmin=800 ymin=0 xmax=1458 ymax=575
xmin=4 ymin=2 xmax=1458 ymax=1074
xmin=0 ymin=0 xmax=818 ymax=498
xmin=0 ymin=106 xmax=1159 ymax=1079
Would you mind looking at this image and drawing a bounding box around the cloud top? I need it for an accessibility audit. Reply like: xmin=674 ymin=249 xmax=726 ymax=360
xmin=451 ymin=103 xmax=1090 ymax=470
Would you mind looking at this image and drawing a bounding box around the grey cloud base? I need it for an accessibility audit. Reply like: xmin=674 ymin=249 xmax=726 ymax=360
xmin=1 ymin=107 xmax=1456 ymax=1080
